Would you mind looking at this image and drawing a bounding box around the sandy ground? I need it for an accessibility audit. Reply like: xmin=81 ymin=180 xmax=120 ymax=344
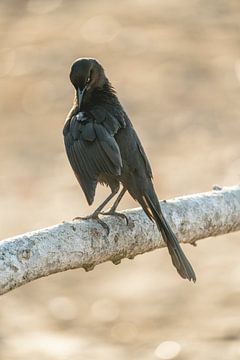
xmin=0 ymin=0 xmax=240 ymax=359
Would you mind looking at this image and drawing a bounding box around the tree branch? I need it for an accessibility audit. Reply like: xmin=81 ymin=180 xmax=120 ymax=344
xmin=0 ymin=186 xmax=239 ymax=295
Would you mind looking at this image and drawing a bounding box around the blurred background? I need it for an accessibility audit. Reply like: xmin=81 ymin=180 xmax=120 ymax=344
xmin=0 ymin=0 xmax=240 ymax=359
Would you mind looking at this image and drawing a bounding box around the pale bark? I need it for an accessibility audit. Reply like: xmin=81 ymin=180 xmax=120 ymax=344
xmin=0 ymin=186 xmax=239 ymax=295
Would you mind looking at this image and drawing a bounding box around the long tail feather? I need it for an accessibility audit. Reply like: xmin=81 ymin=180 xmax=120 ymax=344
xmin=144 ymin=193 xmax=196 ymax=282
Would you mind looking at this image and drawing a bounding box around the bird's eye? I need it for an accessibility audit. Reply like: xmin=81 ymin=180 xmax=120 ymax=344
xmin=86 ymin=77 xmax=90 ymax=84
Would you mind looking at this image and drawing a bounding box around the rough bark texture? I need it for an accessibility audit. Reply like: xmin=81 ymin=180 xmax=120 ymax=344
xmin=0 ymin=186 xmax=239 ymax=295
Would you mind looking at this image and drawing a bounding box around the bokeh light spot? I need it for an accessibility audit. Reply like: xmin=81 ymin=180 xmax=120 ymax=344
xmin=48 ymin=296 xmax=77 ymax=321
xmin=81 ymin=15 xmax=121 ymax=44
xmin=154 ymin=341 xmax=181 ymax=359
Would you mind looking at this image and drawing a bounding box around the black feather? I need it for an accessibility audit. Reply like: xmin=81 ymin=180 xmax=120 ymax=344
xmin=143 ymin=192 xmax=196 ymax=282
xmin=64 ymin=57 xmax=196 ymax=282
xmin=63 ymin=112 xmax=123 ymax=203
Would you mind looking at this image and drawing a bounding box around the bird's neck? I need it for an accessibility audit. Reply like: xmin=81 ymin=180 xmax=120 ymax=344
xmin=68 ymin=81 xmax=123 ymax=122
xmin=82 ymin=81 xmax=121 ymax=110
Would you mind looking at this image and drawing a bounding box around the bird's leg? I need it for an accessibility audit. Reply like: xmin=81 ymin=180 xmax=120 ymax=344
xmin=73 ymin=189 xmax=119 ymax=234
xmin=100 ymin=188 xmax=128 ymax=224
xmin=108 ymin=188 xmax=127 ymax=212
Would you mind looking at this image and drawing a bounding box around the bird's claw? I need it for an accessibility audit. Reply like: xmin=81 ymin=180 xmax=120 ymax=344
xmin=95 ymin=218 xmax=110 ymax=235
xmin=73 ymin=214 xmax=110 ymax=235
xmin=100 ymin=211 xmax=129 ymax=225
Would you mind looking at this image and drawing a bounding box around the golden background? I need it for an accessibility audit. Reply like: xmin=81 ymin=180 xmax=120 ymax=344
xmin=0 ymin=0 xmax=239 ymax=359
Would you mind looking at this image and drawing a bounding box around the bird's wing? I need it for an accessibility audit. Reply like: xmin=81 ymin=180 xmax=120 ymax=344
xmin=136 ymin=137 xmax=153 ymax=178
xmin=63 ymin=109 xmax=124 ymax=205
xmin=128 ymin=127 xmax=153 ymax=179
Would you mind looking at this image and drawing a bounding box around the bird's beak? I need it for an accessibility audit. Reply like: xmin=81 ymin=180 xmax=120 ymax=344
xmin=77 ymin=87 xmax=86 ymax=111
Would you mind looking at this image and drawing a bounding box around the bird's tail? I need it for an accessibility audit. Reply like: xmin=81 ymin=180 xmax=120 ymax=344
xmin=141 ymin=191 xmax=196 ymax=282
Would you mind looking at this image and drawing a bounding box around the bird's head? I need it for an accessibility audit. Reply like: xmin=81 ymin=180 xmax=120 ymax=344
xmin=70 ymin=58 xmax=106 ymax=110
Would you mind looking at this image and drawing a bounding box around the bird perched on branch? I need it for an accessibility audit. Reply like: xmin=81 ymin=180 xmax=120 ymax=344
xmin=63 ymin=58 xmax=196 ymax=282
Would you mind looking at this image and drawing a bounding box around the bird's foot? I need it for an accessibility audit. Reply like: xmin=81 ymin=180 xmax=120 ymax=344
xmin=100 ymin=210 xmax=129 ymax=225
xmin=73 ymin=213 xmax=110 ymax=234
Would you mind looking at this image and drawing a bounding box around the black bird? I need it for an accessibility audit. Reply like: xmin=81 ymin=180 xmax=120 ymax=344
xmin=63 ymin=58 xmax=196 ymax=282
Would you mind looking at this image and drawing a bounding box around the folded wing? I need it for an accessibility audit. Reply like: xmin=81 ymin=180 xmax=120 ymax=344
xmin=63 ymin=108 xmax=124 ymax=205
